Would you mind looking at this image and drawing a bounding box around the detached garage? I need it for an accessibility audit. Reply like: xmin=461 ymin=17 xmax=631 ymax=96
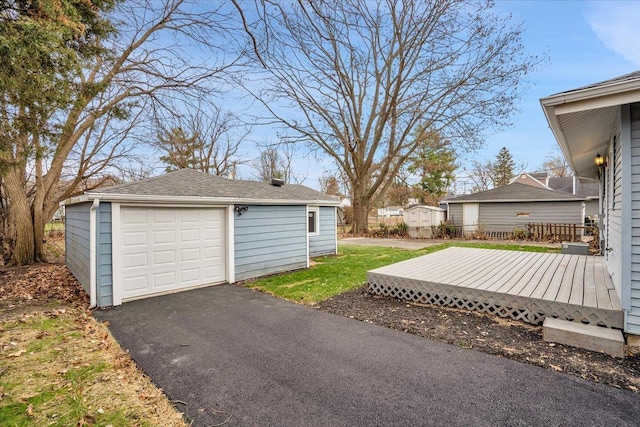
xmin=63 ymin=169 xmax=340 ymax=307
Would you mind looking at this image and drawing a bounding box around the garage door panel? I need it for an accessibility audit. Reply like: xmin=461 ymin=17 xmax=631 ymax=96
xmin=180 ymin=247 xmax=201 ymax=262
xmin=180 ymin=210 xmax=201 ymax=222
xmin=154 ymin=250 xmax=175 ymax=265
xmin=123 ymin=231 xmax=147 ymax=246
xmin=180 ymin=268 xmax=202 ymax=282
xmin=153 ymin=230 xmax=176 ymax=244
xmin=153 ymin=210 xmax=177 ymax=224
xmin=123 ymin=275 xmax=148 ymax=292
xmin=123 ymin=209 xmax=148 ymax=224
xmin=121 ymin=207 xmax=226 ymax=300
xmin=154 ymin=271 xmax=177 ymax=287
xmin=180 ymin=229 xmax=200 ymax=242
xmin=123 ymin=253 xmax=148 ymax=269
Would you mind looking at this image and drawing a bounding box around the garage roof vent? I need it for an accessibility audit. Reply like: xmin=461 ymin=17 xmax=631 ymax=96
xmin=271 ymin=178 xmax=285 ymax=187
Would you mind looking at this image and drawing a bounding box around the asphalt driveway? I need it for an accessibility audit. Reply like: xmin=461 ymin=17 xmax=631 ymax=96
xmin=95 ymin=285 xmax=640 ymax=426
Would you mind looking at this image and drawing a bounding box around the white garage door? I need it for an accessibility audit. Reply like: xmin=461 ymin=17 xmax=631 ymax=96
xmin=120 ymin=207 xmax=226 ymax=300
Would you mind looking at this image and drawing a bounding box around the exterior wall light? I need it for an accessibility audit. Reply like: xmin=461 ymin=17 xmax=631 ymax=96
xmin=234 ymin=205 xmax=249 ymax=216
xmin=594 ymin=153 xmax=606 ymax=167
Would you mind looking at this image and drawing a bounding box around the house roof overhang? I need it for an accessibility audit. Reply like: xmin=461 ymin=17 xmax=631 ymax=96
xmin=445 ymin=198 xmax=583 ymax=204
xmin=540 ymin=74 xmax=640 ymax=179
xmin=61 ymin=193 xmax=341 ymax=207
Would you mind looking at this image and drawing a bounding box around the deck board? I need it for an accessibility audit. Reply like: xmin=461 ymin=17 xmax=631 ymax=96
xmin=569 ymin=256 xmax=586 ymax=306
xmin=367 ymin=247 xmax=623 ymax=329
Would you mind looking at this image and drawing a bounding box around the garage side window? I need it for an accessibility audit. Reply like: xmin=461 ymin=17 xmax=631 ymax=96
xmin=308 ymin=207 xmax=319 ymax=235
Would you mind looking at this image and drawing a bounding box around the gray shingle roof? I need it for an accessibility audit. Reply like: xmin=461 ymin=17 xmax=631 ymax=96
xmin=88 ymin=169 xmax=339 ymax=203
xmin=445 ymin=182 xmax=583 ymax=203
xmin=550 ymin=70 xmax=640 ymax=96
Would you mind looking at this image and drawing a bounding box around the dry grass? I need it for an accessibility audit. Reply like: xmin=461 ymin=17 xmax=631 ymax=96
xmin=0 ymin=266 xmax=188 ymax=426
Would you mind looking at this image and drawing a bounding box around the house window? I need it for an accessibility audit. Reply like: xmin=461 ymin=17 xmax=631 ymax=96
xmin=308 ymin=207 xmax=319 ymax=235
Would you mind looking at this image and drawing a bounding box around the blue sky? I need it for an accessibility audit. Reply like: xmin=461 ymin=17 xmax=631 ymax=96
xmin=473 ymin=0 xmax=640 ymax=173
xmin=229 ymin=1 xmax=640 ymax=189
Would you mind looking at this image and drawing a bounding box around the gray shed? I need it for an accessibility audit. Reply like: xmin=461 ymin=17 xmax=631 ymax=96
xmin=62 ymin=169 xmax=340 ymax=307
xmin=402 ymin=205 xmax=446 ymax=238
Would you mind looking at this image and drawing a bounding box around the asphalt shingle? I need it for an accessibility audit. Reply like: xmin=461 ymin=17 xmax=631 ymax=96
xmin=445 ymin=182 xmax=583 ymax=203
xmin=89 ymin=168 xmax=339 ymax=203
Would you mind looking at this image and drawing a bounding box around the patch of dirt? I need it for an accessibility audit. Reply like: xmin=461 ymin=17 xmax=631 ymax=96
xmin=316 ymin=287 xmax=640 ymax=393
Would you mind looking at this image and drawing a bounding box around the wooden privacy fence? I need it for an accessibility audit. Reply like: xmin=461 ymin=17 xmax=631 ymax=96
xmin=368 ymin=216 xmax=404 ymax=227
xmin=527 ymin=222 xmax=597 ymax=242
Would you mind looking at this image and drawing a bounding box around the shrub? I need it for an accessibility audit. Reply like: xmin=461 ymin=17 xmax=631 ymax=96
xmin=512 ymin=227 xmax=529 ymax=240
xmin=394 ymin=222 xmax=408 ymax=236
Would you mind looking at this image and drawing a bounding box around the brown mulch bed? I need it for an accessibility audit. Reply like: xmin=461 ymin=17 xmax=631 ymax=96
xmin=317 ymin=287 xmax=640 ymax=393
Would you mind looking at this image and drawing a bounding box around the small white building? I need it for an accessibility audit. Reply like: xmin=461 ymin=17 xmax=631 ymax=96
xmin=402 ymin=205 xmax=446 ymax=238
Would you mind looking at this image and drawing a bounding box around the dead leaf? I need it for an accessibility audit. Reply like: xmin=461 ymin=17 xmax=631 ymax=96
xmin=549 ymin=364 xmax=563 ymax=372
xmin=9 ymin=349 xmax=26 ymax=357
xmin=26 ymin=403 xmax=34 ymax=417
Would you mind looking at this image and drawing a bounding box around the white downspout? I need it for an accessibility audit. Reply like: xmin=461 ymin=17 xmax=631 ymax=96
xmin=89 ymin=199 xmax=100 ymax=309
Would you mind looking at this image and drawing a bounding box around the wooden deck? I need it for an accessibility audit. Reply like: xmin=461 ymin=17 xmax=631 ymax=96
xmin=367 ymin=247 xmax=623 ymax=329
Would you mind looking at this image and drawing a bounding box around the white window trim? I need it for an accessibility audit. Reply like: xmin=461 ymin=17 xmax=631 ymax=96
xmin=308 ymin=206 xmax=320 ymax=236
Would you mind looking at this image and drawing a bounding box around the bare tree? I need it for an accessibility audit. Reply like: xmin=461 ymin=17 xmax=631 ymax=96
xmin=466 ymin=160 xmax=494 ymax=193
xmin=318 ymin=171 xmax=344 ymax=197
xmin=154 ymin=102 xmax=250 ymax=177
xmin=1 ymin=0 xmax=245 ymax=264
xmin=245 ymin=0 xmax=542 ymax=233
xmin=541 ymin=151 xmax=570 ymax=177
xmin=252 ymin=143 xmax=306 ymax=184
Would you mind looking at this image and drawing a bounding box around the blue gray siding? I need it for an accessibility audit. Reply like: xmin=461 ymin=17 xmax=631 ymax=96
xmin=606 ymin=123 xmax=623 ymax=303
xmin=234 ymin=205 xmax=307 ymax=281
xmin=447 ymin=201 xmax=583 ymax=233
xmin=629 ymin=102 xmax=640 ymax=332
xmin=96 ymin=203 xmax=113 ymax=307
xmin=309 ymin=206 xmax=337 ymax=257
xmin=65 ymin=202 xmax=91 ymax=292
xmin=447 ymin=203 xmax=462 ymax=225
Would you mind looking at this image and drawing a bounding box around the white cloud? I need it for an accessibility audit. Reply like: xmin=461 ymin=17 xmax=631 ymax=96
xmin=585 ymin=1 xmax=640 ymax=66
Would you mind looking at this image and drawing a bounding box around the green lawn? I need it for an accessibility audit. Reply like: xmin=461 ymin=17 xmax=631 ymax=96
xmin=245 ymin=243 xmax=559 ymax=304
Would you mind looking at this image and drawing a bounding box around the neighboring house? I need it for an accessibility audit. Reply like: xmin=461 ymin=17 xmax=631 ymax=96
xmin=442 ymin=179 xmax=595 ymax=237
xmin=62 ymin=168 xmax=340 ymax=308
xmin=402 ymin=205 xmax=446 ymax=238
xmin=541 ymin=69 xmax=640 ymax=335
xmin=510 ymin=173 xmax=600 ymax=219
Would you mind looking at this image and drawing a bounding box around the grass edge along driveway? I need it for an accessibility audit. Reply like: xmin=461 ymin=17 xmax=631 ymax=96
xmin=244 ymin=243 xmax=558 ymax=304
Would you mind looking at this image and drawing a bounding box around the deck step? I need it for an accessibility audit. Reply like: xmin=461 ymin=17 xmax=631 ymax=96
xmin=543 ymin=318 xmax=625 ymax=358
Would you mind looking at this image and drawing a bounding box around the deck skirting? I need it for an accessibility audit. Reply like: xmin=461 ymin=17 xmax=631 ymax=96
xmin=366 ymin=248 xmax=624 ymax=330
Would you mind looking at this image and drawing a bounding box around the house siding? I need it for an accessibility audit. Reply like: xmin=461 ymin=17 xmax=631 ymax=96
xmin=628 ymin=102 xmax=640 ymax=333
xmin=606 ymin=124 xmax=623 ymax=302
xmin=65 ymin=202 xmax=91 ymax=292
xmin=447 ymin=203 xmax=463 ymax=225
xmin=96 ymin=203 xmax=113 ymax=307
xmin=447 ymin=201 xmax=582 ymax=233
xmin=234 ymin=205 xmax=307 ymax=281
xmin=309 ymin=206 xmax=337 ymax=257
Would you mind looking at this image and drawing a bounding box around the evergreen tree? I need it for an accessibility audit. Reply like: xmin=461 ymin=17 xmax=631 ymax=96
xmin=407 ymin=132 xmax=457 ymax=204
xmin=491 ymin=147 xmax=515 ymax=187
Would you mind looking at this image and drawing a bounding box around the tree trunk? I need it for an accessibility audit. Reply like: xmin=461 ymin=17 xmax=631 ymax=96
xmin=351 ymin=183 xmax=370 ymax=234
xmin=3 ymin=169 xmax=35 ymax=266
xmin=32 ymin=193 xmax=47 ymax=263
